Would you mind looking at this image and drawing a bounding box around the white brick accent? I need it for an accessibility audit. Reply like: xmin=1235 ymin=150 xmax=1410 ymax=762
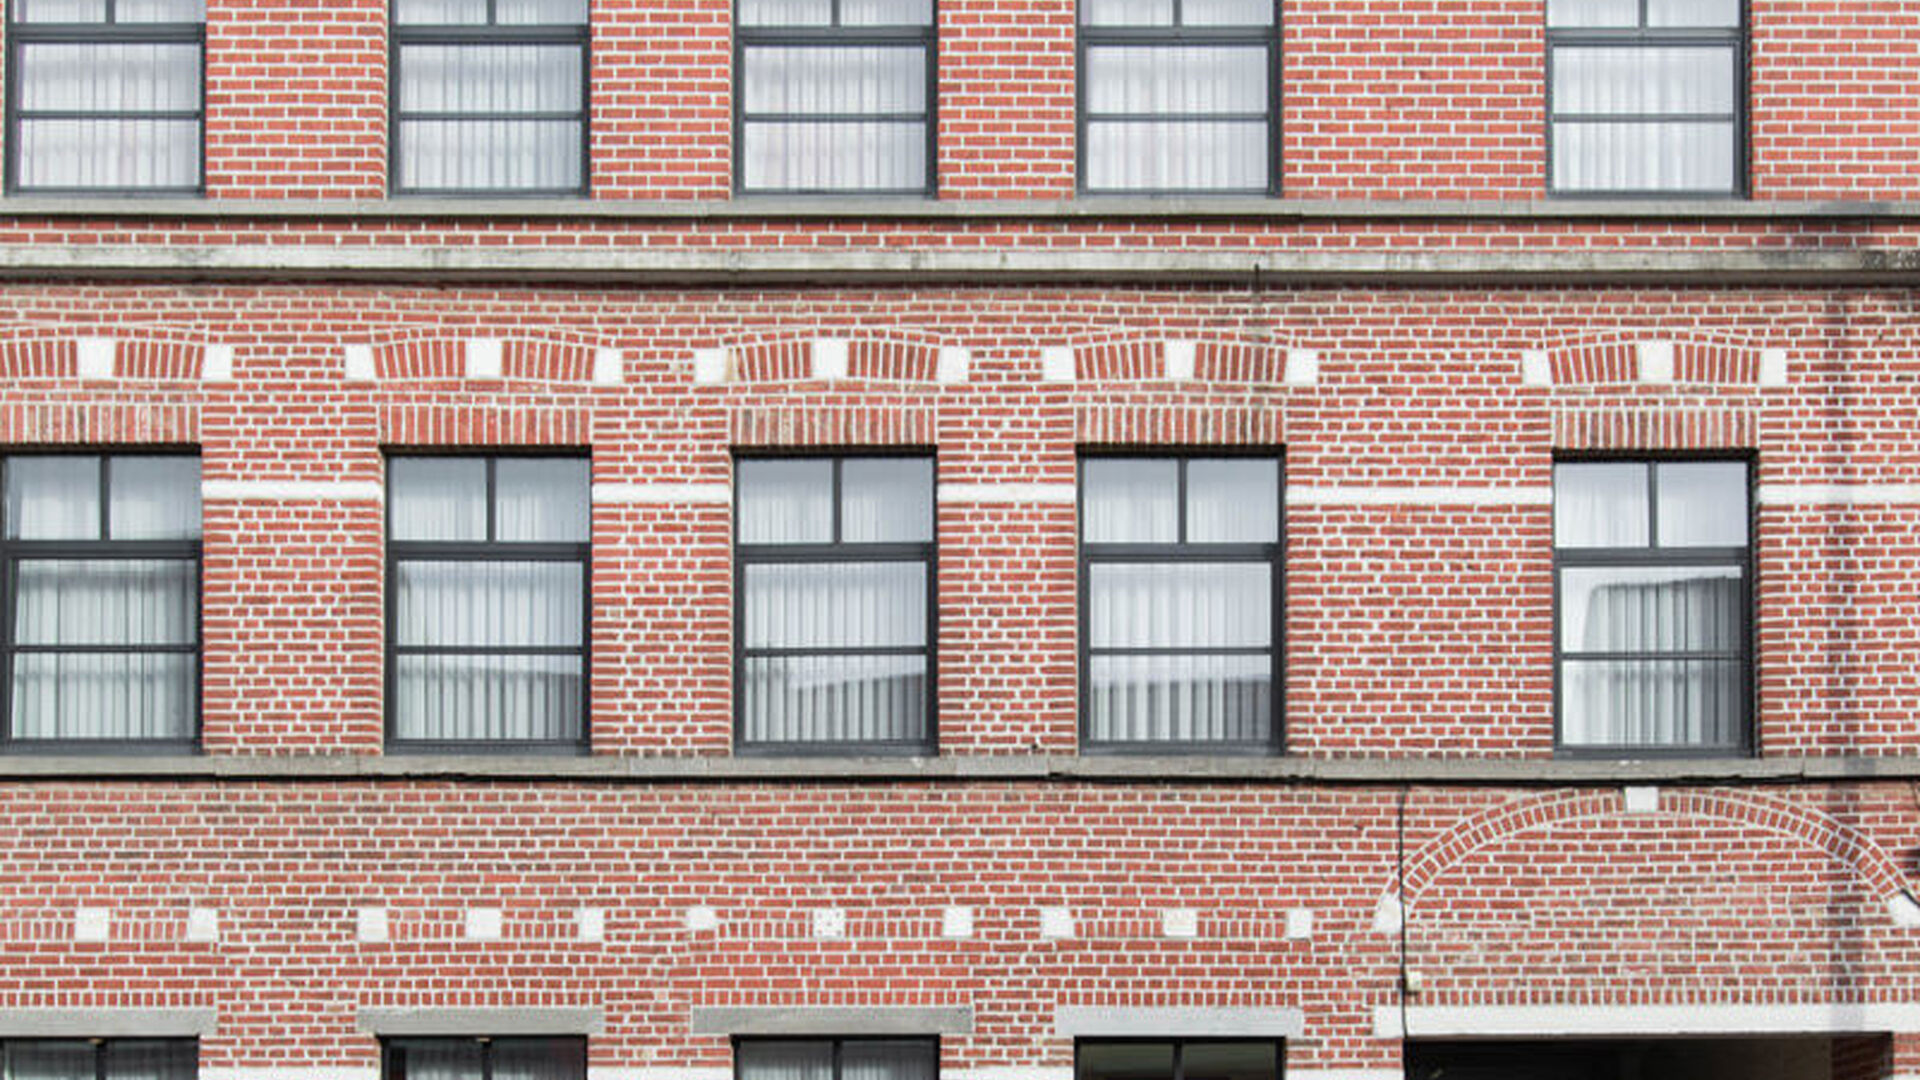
xmin=185 ymin=908 xmax=219 ymax=943
xmin=936 ymin=482 xmax=1076 ymax=505
xmin=74 ymin=908 xmax=110 ymax=942
xmin=464 ymin=908 xmax=503 ymax=940
xmin=1163 ymin=339 xmax=1197 ymax=380
xmin=1520 ymin=349 xmax=1552 ymax=387
xmin=1637 ymin=340 xmax=1675 ymax=383
xmin=1038 ymin=907 xmax=1074 ymax=939
xmin=75 ymin=338 xmax=115 ymax=379
xmin=592 ymin=348 xmax=624 ymax=386
xmin=1888 ymin=892 xmax=1920 ymax=928
xmin=1289 ymin=485 xmax=1553 ymax=508
xmin=692 ymin=347 xmax=730 ymax=385
xmin=201 ymin=344 xmax=235 ymax=382
xmin=343 ymin=344 xmax=377 ymax=381
xmin=941 ymin=906 xmax=975 ymax=939
xmin=1284 ymin=348 xmax=1320 ymax=386
xmin=685 ymin=906 xmax=720 ymax=932
xmin=1759 ymin=347 xmax=1789 ymax=388
xmin=1039 ymin=346 xmax=1075 ymax=383
xmin=1623 ymin=786 xmax=1661 ymax=814
xmin=810 ymin=337 xmax=850 ymax=380
xmin=936 ymin=345 xmax=971 ymax=384
xmin=1758 ymin=484 xmax=1920 ymax=506
xmin=1372 ymin=894 xmax=1403 ymax=935
xmin=592 ymin=482 xmax=731 ymax=505
xmin=1160 ymin=909 xmax=1199 ymax=939
xmin=1285 ymin=908 xmax=1314 ymax=940
xmin=203 ymin=480 xmax=383 ymax=502
xmin=356 ymin=907 xmax=389 ymax=943
xmin=576 ymin=908 xmax=606 ymax=943
xmin=810 ymin=908 xmax=847 ymax=939
xmin=465 ymin=338 xmax=504 ymax=380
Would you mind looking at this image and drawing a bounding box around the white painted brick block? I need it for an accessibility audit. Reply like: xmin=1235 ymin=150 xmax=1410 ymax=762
xmin=1038 ymin=907 xmax=1074 ymax=939
xmin=1373 ymin=894 xmax=1403 ymax=935
xmin=1161 ymin=909 xmax=1199 ymax=939
xmin=1623 ymin=786 xmax=1661 ymax=814
xmin=1759 ymin=347 xmax=1789 ymax=388
xmin=940 ymin=906 xmax=974 ymax=939
xmin=1284 ymin=348 xmax=1320 ymax=387
xmin=75 ymin=338 xmax=115 ymax=380
xmin=465 ymin=338 xmax=504 ymax=380
xmin=343 ymin=344 xmax=377 ymax=381
xmin=936 ymin=346 xmax=970 ymax=385
xmin=1637 ymin=340 xmax=1675 ymax=384
xmin=464 ymin=908 xmax=503 ymax=940
xmin=811 ymin=908 xmax=846 ymax=939
xmin=692 ymin=348 xmax=730 ymax=385
xmin=591 ymin=348 xmax=624 ymax=386
xmin=1163 ymin=340 xmax=1197 ymax=380
xmin=185 ymin=908 xmax=219 ymax=943
xmin=811 ymin=338 xmax=850 ymax=381
xmin=201 ymin=344 xmax=235 ymax=382
xmin=1285 ymin=908 xmax=1314 ymax=941
xmin=74 ymin=907 xmax=110 ymax=943
xmin=356 ymin=907 xmax=389 ymax=943
xmin=1889 ymin=893 xmax=1920 ymax=928
xmin=575 ymin=908 xmax=605 ymax=943
xmin=1039 ymin=346 xmax=1076 ymax=383
xmin=685 ymin=906 xmax=720 ymax=932
xmin=1520 ymin=350 xmax=1552 ymax=387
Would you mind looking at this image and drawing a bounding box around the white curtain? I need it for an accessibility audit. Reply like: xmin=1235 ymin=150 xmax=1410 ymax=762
xmin=1559 ymin=566 xmax=1745 ymax=748
xmin=843 ymin=1044 xmax=937 ymax=1080
xmin=13 ymin=559 xmax=197 ymax=740
xmin=396 ymin=43 xmax=584 ymax=191
xmin=1551 ymin=44 xmax=1737 ymax=192
xmin=493 ymin=1040 xmax=586 ymax=1080
xmin=742 ymin=562 xmax=927 ymax=745
xmin=740 ymin=46 xmax=928 ymax=191
xmin=15 ymin=40 xmax=201 ymax=190
xmin=8 ymin=1040 xmax=194 ymax=1080
xmin=1548 ymin=0 xmax=1738 ymax=28
xmin=1082 ymin=45 xmax=1268 ymax=191
xmin=738 ymin=1045 xmax=834 ymax=1080
xmin=1086 ymin=562 xmax=1271 ymax=744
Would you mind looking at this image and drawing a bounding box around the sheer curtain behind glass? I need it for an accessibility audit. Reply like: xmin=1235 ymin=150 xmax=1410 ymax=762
xmin=1554 ymin=461 xmax=1748 ymax=750
xmin=738 ymin=1039 xmax=936 ymax=1080
xmin=388 ymin=1038 xmax=584 ymax=1080
xmin=388 ymin=457 xmax=589 ymax=746
xmin=5 ymin=1039 xmax=196 ymax=1080
xmin=11 ymin=0 xmax=205 ymax=191
xmin=4 ymin=456 xmax=200 ymax=744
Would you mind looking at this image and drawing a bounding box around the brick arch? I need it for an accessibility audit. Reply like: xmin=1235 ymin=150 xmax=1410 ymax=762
xmin=0 ymin=324 xmax=208 ymax=381
xmin=359 ymin=331 xmax=602 ymax=383
xmin=720 ymin=334 xmax=948 ymax=384
xmin=1534 ymin=332 xmax=1771 ymax=388
xmin=1065 ymin=334 xmax=1296 ymax=383
xmin=1385 ymin=788 xmax=1909 ymax=911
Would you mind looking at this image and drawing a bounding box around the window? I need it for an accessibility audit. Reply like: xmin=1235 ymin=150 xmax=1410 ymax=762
xmin=390 ymin=0 xmax=589 ymax=195
xmin=387 ymin=455 xmax=589 ymax=750
xmin=1079 ymin=456 xmax=1281 ymax=752
xmin=0 ymin=454 xmax=200 ymax=749
xmin=735 ymin=456 xmax=934 ymax=752
xmin=1546 ymin=0 xmax=1744 ymax=195
xmin=1554 ymin=458 xmax=1750 ymax=754
xmin=5 ymin=0 xmax=205 ymax=194
xmin=2 ymin=1040 xmax=196 ymax=1080
xmin=1078 ymin=1040 xmax=1281 ymax=1080
xmin=734 ymin=0 xmax=935 ymax=194
xmin=384 ymin=1038 xmax=585 ymax=1080
xmin=736 ymin=1039 xmax=937 ymax=1080
xmin=1078 ymin=0 xmax=1278 ymax=194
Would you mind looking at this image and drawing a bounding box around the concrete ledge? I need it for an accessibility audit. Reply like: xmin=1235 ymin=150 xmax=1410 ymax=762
xmin=2 ymin=196 xmax=1919 ymax=222
xmin=355 ymin=1007 xmax=604 ymax=1037
xmin=7 ymin=752 xmax=1920 ymax=786
xmin=1 ymin=244 xmax=1919 ymax=287
xmin=688 ymin=1005 xmax=973 ymax=1036
xmin=1374 ymin=1002 xmax=1920 ymax=1039
xmin=1054 ymin=1006 xmax=1303 ymax=1038
xmin=0 ymin=1008 xmax=217 ymax=1038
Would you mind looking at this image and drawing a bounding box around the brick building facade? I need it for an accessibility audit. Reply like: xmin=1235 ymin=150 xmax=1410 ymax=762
xmin=2 ymin=2 xmax=1920 ymax=1080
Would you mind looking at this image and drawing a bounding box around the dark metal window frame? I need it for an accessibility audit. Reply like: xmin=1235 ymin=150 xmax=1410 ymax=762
xmin=733 ymin=451 xmax=938 ymax=756
xmin=388 ymin=0 xmax=592 ymax=197
xmin=1074 ymin=1038 xmax=1285 ymax=1080
xmin=1075 ymin=0 xmax=1281 ymax=197
xmin=0 ymin=451 xmax=202 ymax=754
xmin=1551 ymin=451 xmax=1755 ymax=758
xmin=3 ymin=0 xmax=208 ymax=196
xmin=384 ymin=451 xmax=592 ymax=755
xmin=732 ymin=0 xmax=939 ymax=196
xmin=733 ymin=1036 xmax=940 ymax=1080
xmin=1544 ymin=0 xmax=1749 ymax=199
xmin=383 ymin=1037 xmax=587 ymax=1080
xmin=1 ymin=1037 xmax=199 ymax=1080
xmin=1076 ymin=450 xmax=1285 ymax=755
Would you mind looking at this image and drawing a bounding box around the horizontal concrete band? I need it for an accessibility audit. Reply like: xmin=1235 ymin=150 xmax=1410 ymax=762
xmin=3 ymin=245 xmax=1920 ymax=286
xmin=0 ymin=1008 xmax=217 ymax=1038
xmin=1 ymin=196 xmax=1916 ymax=222
xmin=1054 ymin=1006 xmax=1304 ymax=1038
xmin=938 ymin=483 xmax=1077 ymax=505
xmin=1373 ymin=1003 xmax=1920 ymax=1039
xmin=355 ymin=1007 xmax=604 ymax=1037
xmin=689 ymin=1006 xmax=973 ymax=1036
xmin=1757 ymin=483 xmax=1920 ymax=506
xmin=591 ymin=482 xmax=731 ymax=505
xmin=202 ymin=479 xmax=383 ymax=502
xmin=1288 ymin=486 xmax=1550 ymax=507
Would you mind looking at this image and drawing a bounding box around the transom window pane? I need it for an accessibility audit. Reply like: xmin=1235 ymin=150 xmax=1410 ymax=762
xmin=1079 ymin=0 xmax=1277 ymax=193
xmin=1 ymin=455 xmax=201 ymax=747
xmin=736 ymin=0 xmax=936 ymax=193
xmin=6 ymin=0 xmax=205 ymax=193
xmin=390 ymin=2 xmax=588 ymax=195
xmin=1078 ymin=1040 xmax=1280 ymax=1080
xmin=4 ymin=1039 xmax=197 ymax=1080
xmin=387 ymin=454 xmax=590 ymax=749
xmin=1554 ymin=458 xmax=1751 ymax=753
xmin=1080 ymin=455 xmax=1282 ymax=751
xmin=738 ymin=1039 xmax=936 ymax=1080
xmin=736 ymin=455 xmax=936 ymax=751
xmin=385 ymin=1038 xmax=585 ymax=1080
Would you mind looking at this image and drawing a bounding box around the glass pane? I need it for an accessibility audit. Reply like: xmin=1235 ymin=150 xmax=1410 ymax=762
xmin=1090 ymin=654 xmax=1273 ymax=745
xmin=394 ymin=560 xmax=584 ymax=647
xmin=7 ymin=456 xmax=100 ymax=540
xmin=745 ymin=562 xmax=926 ymax=648
xmin=1546 ymin=0 xmax=1637 ymax=26
xmin=1560 ymin=565 xmax=1745 ymax=653
xmin=393 ymin=0 xmax=488 ymax=23
xmin=398 ymin=45 xmax=584 ymax=113
xmin=1552 ymin=47 xmax=1736 ymax=116
xmin=1561 ymin=657 xmax=1744 ymax=748
xmin=1083 ymin=458 xmax=1177 ymax=542
xmin=115 ymin=0 xmax=204 ymax=20
xmin=842 ymin=457 xmax=933 ymax=543
xmin=392 ymin=653 xmax=583 ymax=742
xmin=1648 ymin=0 xmax=1740 ymax=27
xmin=16 ymin=117 xmax=201 ymax=190
xmin=741 ymin=120 xmax=929 ymax=191
xmin=738 ymin=1043 xmax=835 ymax=1080
xmin=103 ymin=1041 xmax=197 ymax=1080
xmin=389 ymin=458 xmax=487 ymax=541
xmin=1082 ymin=0 xmax=1175 ymax=26
xmin=1089 ymin=562 xmax=1271 ymax=648
xmin=393 ymin=1040 xmax=484 ymax=1080
xmin=1182 ymin=1043 xmax=1279 ymax=1080
xmin=1656 ymin=461 xmax=1748 ymax=547
xmin=12 ymin=652 xmax=195 ymax=740
xmin=739 ymin=459 xmax=833 ymax=543
xmin=1188 ymin=459 xmax=1279 ymax=542
xmin=16 ymin=0 xmax=108 ymax=21
xmin=496 ymin=457 xmax=590 ymax=542
xmin=109 ymin=456 xmax=200 ymax=540
xmin=7 ymin=1042 xmax=96 ymax=1080
xmin=495 ymin=0 xmax=589 ymax=23
xmin=1182 ymin=0 xmax=1275 ymax=25
xmin=1084 ymin=46 xmax=1268 ymax=114
xmin=1552 ymin=120 xmax=1736 ymax=193
xmin=842 ymin=1043 xmax=938 ymax=1080
xmin=19 ymin=42 xmax=202 ymax=111
xmin=737 ymin=0 xmax=832 ymax=25
xmin=841 ymin=0 xmax=934 ymax=25
xmin=492 ymin=1039 xmax=587 ymax=1080
xmin=15 ymin=559 xmax=197 ymax=645
xmin=1554 ymin=462 xmax=1647 ymax=547
xmin=397 ymin=119 xmax=584 ymax=192
xmin=1084 ymin=119 xmax=1269 ymax=191
xmin=742 ymin=46 xmax=926 ymax=114
xmin=741 ymin=654 xmax=928 ymax=745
